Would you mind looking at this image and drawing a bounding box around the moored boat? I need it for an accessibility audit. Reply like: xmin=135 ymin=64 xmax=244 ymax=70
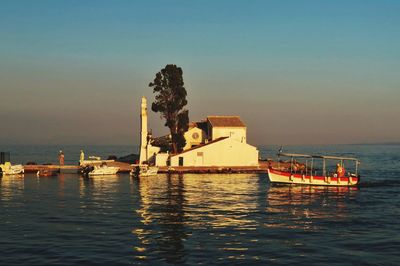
xmin=0 ymin=162 xmax=24 ymax=176
xmin=36 ymin=169 xmax=58 ymax=177
xmin=130 ymin=165 xmax=158 ymax=177
xmin=88 ymin=163 xmax=119 ymax=176
xmin=268 ymin=153 xmax=360 ymax=186
xmin=0 ymin=152 xmax=24 ymax=176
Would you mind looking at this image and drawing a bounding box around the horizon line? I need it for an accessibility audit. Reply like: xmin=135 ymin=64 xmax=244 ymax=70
xmin=1 ymin=141 xmax=399 ymax=147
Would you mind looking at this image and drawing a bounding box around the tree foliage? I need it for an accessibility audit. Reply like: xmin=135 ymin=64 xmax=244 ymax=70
xmin=149 ymin=64 xmax=189 ymax=153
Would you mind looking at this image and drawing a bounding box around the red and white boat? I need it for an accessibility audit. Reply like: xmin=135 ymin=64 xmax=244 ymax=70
xmin=268 ymin=153 xmax=360 ymax=186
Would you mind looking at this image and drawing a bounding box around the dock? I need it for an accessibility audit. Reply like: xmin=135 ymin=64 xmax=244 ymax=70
xmin=23 ymin=161 xmax=272 ymax=174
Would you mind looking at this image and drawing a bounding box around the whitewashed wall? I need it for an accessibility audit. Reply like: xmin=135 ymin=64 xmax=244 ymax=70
xmin=155 ymin=153 xmax=169 ymax=166
xmin=211 ymin=127 xmax=246 ymax=143
xmin=170 ymin=137 xmax=258 ymax=167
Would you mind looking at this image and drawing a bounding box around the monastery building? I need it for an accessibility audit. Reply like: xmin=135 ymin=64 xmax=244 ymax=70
xmin=138 ymin=97 xmax=259 ymax=167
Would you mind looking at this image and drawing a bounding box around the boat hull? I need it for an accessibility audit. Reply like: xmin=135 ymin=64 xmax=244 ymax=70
xmin=89 ymin=167 xmax=119 ymax=176
xmin=36 ymin=169 xmax=58 ymax=177
xmin=140 ymin=167 xmax=158 ymax=177
xmin=0 ymin=164 xmax=24 ymax=175
xmin=130 ymin=166 xmax=158 ymax=177
xmin=268 ymin=168 xmax=359 ymax=186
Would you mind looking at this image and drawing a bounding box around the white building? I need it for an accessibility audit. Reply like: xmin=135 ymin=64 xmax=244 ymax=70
xmin=170 ymin=136 xmax=258 ymax=167
xmin=138 ymin=97 xmax=259 ymax=167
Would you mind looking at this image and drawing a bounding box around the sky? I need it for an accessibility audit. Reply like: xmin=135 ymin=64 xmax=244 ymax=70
xmin=0 ymin=0 xmax=399 ymax=146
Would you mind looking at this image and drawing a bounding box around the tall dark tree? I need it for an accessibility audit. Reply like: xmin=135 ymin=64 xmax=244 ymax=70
xmin=149 ymin=64 xmax=189 ymax=154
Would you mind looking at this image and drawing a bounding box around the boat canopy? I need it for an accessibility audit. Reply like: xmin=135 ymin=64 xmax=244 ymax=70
xmin=278 ymin=152 xmax=360 ymax=162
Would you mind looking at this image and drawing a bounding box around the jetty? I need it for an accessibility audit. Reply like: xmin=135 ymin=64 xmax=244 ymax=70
xmin=22 ymin=160 xmax=271 ymax=174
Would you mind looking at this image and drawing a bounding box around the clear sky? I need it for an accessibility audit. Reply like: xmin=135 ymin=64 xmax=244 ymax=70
xmin=1 ymin=0 xmax=399 ymax=145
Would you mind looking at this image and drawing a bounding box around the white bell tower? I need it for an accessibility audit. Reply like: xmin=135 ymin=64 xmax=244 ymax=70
xmin=139 ymin=96 xmax=148 ymax=164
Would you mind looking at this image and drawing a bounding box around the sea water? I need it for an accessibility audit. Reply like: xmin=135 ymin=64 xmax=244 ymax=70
xmin=0 ymin=144 xmax=399 ymax=265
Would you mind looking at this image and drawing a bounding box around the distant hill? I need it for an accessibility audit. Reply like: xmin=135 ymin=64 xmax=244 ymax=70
xmin=117 ymin=153 xmax=139 ymax=164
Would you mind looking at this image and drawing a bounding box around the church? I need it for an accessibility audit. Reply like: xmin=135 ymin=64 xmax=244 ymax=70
xmin=138 ymin=97 xmax=259 ymax=167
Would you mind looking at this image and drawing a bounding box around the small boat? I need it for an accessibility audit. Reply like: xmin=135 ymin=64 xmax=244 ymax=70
xmin=36 ymin=169 xmax=58 ymax=177
xmin=130 ymin=165 xmax=158 ymax=177
xmin=268 ymin=152 xmax=360 ymax=186
xmin=88 ymin=163 xmax=119 ymax=176
xmin=0 ymin=162 xmax=24 ymax=176
xmin=80 ymin=165 xmax=95 ymax=176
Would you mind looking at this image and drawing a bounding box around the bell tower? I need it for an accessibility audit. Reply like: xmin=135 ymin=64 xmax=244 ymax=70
xmin=139 ymin=96 xmax=148 ymax=164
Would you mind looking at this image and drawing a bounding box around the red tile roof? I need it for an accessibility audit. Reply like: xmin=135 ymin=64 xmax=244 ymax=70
xmin=207 ymin=116 xmax=246 ymax=128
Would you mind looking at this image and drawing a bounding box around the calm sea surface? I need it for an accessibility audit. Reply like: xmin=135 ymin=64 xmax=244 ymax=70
xmin=0 ymin=144 xmax=399 ymax=265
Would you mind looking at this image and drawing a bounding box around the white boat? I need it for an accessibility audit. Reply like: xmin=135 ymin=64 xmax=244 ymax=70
xmin=88 ymin=164 xmax=119 ymax=176
xmin=140 ymin=166 xmax=158 ymax=177
xmin=268 ymin=153 xmax=360 ymax=187
xmin=130 ymin=165 xmax=158 ymax=177
xmin=0 ymin=162 xmax=24 ymax=176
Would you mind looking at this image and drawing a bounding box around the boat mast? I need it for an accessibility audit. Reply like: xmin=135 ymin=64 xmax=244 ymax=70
xmin=355 ymin=160 xmax=359 ymax=175
xmin=305 ymin=159 xmax=308 ymax=176
xmin=290 ymin=156 xmax=293 ymax=173
xmin=311 ymin=158 xmax=314 ymax=176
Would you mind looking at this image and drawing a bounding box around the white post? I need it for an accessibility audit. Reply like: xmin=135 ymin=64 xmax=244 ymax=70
xmin=139 ymin=97 xmax=148 ymax=164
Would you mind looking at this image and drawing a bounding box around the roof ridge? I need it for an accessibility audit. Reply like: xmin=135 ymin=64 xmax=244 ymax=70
xmin=171 ymin=137 xmax=229 ymax=156
xmin=206 ymin=116 xmax=246 ymax=127
xmin=207 ymin=115 xmax=240 ymax=117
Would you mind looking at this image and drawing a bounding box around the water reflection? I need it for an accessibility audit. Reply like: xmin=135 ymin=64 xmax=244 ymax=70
xmin=0 ymin=175 xmax=25 ymax=201
xmin=265 ymin=184 xmax=358 ymax=231
xmin=79 ymin=175 xmax=122 ymax=211
xmin=133 ymin=173 xmax=261 ymax=263
xmin=79 ymin=175 xmax=120 ymax=194
xmin=133 ymin=174 xmax=186 ymax=263
xmin=182 ymin=174 xmax=259 ymax=229
xmin=57 ymin=173 xmax=65 ymax=199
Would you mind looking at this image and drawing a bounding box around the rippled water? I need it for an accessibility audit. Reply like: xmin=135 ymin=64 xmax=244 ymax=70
xmin=1 ymin=145 xmax=399 ymax=265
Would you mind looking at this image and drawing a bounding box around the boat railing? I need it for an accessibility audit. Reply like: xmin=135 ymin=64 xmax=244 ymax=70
xmin=277 ymin=152 xmax=360 ymax=177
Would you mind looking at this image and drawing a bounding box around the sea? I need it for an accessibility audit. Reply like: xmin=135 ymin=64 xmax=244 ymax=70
xmin=0 ymin=144 xmax=399 ymax=265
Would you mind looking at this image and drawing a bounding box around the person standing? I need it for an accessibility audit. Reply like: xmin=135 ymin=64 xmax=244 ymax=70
xmin=336 ymin=163 xmax=345 ymax=178
xmin=59 ymin=150 xmax=65 ymax=166
xmin=80 ymin=150 xmax=85 ymax=165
